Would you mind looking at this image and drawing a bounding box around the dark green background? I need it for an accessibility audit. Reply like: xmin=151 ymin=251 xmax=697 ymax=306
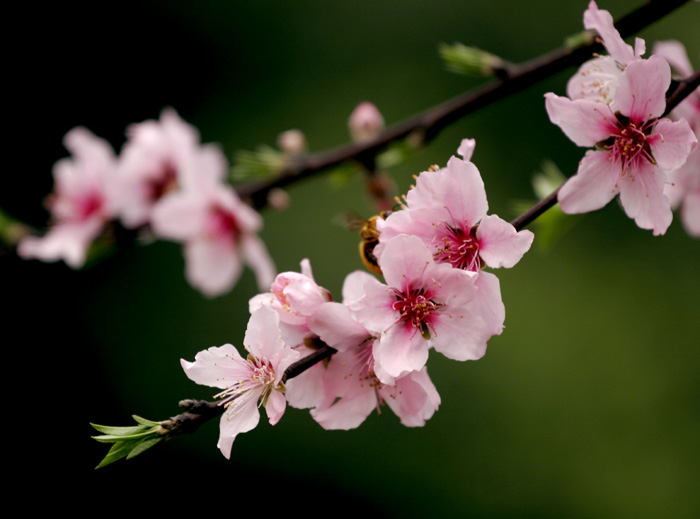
xmin=4 ymin=1 xmax=698 ymax=516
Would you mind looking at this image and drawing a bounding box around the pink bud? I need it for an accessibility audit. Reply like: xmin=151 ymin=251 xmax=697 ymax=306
xmin=277 ymin=129 xmax=307 ymax=154
xmin=267 ymin=188 xmax=291 ymax=211
xmin=348 ymin=102 xmax=385 ymax=142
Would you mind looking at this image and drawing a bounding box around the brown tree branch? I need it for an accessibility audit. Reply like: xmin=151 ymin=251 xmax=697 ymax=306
xmin=236 ymin=0 xmax=692 ymax=210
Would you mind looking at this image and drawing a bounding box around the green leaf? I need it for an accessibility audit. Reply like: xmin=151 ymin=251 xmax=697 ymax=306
xmin=126 ymin=437 xmax=163 ymax=460
xmin=132 ymin=415 xmax=162 ymax=428
xmin=91 ymin=415 xmax=164 ymax=468
xmin=90 ymin=423 xmax=149 ymax=437
xmin=91 ymin=429 xmax=156 ymax=443
xmin=95 ymin=440 xmax=139 ymax=469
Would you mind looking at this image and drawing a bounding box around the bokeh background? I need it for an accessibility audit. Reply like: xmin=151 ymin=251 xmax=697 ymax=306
xmin=4 ymin=0 xmax=699 ymax=516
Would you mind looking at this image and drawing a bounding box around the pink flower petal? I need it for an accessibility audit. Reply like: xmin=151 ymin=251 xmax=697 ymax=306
xmin=219 ymin=395 xmax=261 ymax=459
xmin=476 ymin=214 xmax=534 ymax=269
xmin=383 ymin=368 xmax=440 ymax=427
xmin=341 ymin=270 xmax=376 ymax=306
xmin=650 ymin=118 xmax=697 ymax=172
xmin=457 ymin=138 xmax=476 ymax=161
xmin=240 ymin=233 xmax=276 ymax=291
xmin=429 ymin=305 xmax=489 ymax=361
xmin=285 ymin=359 xmax=326 ymax=409
xmin=17 ymin=219 xmax=103 ymax=268
xmin=243 ymin=307 xmax=284 ymax=361
xmin=681 ymin=189 xmax=700 ymax=237
xmin=265 ymin=390 xmax=287 ymax=426
xmin=184 ymin=238 xmax=242 ymax=297
xmin=653 ymin=40 xmax=693 ymax=77
xmin=180 ymin=344 xmax=248 ymax=390
xmin=583 ymin=1 xmax=637 ymax=65
xmin=566 ymin=56 xmax=622 ymax=104
xmin=374 ymin=324 xmax=430 ymax=381
xmin=379 ymin=235 xmax=434 ymax=290
xmin=407 ymin=157 xmax=488 ymax=225
xmin=310 ymin=389 xmax=376 ymax=431
xmin=467 ymin=271 xmax=506 ymax=338
xmin=618 ymin=163 xmax=672 ymax=235
xmin=545 ymin=93 xmax=617 ymax=147
xmin=613 ymin=56 xmax=670 ymax=122
xmin=558 ymin=150 xmax=621 ymax=214
xmin=307 ymin=302 xmax=370 ymax=352
xmin=150 ymin=193 xmax=207 ymax=240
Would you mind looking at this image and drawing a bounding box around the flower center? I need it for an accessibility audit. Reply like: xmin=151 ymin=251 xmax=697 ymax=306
xmin=342 ymin=340 xmax=382 ymax=388
xmin=207 ymin=206 xmax=240 ymax=239
xmin=603 ymin=115 xmax=656 ymax=176
xmin=434 ymin=223 xmax=481 ymax=271
xmin=391 ymin=286 xmax=441 ymax=339
xmin=215 ymin=354 xmax=279 ymax=412
xmin=248 ymin=355 xmax=277 ymax=388
xmin=147 ymin=162 xmax=178 ymax=201
xmin=76 ymin=191 xmax=104 ymax=221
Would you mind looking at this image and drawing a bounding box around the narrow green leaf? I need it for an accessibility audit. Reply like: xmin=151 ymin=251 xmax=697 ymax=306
xmin=126 ymin=437 xmax=163 ymax=460
xmin=90 ymin=423 xmax=148 ymax=436
xmin=91 ymin=429 xmax=157 ymax=443
xmin=132 ymin=415 xmax=162 ymax=428
xmin=95 ymin=440 xmax=139 ymax=469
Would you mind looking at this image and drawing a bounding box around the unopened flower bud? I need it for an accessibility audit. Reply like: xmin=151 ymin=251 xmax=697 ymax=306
xmin=277 ymin=129 xmax=307 ymax=154
xmin=267 ymin=188 xmax=291 ymax=211
xmin=348 ymin=102 xmax=385 ymax=143
xmin=438 ymin=42 xmax=507 ymax=77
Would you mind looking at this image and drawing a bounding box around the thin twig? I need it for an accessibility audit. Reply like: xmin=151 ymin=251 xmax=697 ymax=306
xmin=237 ymin=0 xmax=691 ymax=210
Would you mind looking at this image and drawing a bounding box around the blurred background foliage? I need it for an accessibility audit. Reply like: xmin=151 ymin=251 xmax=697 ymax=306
xmin=4 ymin=0 xmax=698 ymax=516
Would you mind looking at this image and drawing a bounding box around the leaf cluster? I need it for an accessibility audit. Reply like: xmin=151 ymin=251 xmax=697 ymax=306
xmin=91 ymin=415 xmax=164 ymax=469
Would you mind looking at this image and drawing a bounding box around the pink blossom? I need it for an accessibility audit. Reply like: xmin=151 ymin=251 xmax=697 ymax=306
xmin=281 ymin=271 xmax=380 ymax=411
xmin=546 ymin=56 xmax=697 ymax=235
xmin=150 ymin=145 xmax=275 ymax=296
xmin=665 ymin=142 xmax=700 ymax=237
xmin=18 ymin=127 xmax=119 ymax=268
xmin=653 ymin=41 xmax=700 ymax=237
xmin=348 ymin=234 xmax=489 ymax=382
xmin=310 ymin=354 xmax=441 ymax=430
xmin=652 ymin=41 xmax=700 ymax=137
xmin=249 ymin=259 xmax=332 ymax=346
xmin=180 ymin=307 xmax=300 ymax=459
xmin=116 ymin=109 xmax=200 ymax=228
xmin=567 ymin=1 xmax=645 ymax=105
xmin=376 ymin=140 xmax=534 ymax=335
xmin=288 ymin=293 xmax=440 ymax=430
